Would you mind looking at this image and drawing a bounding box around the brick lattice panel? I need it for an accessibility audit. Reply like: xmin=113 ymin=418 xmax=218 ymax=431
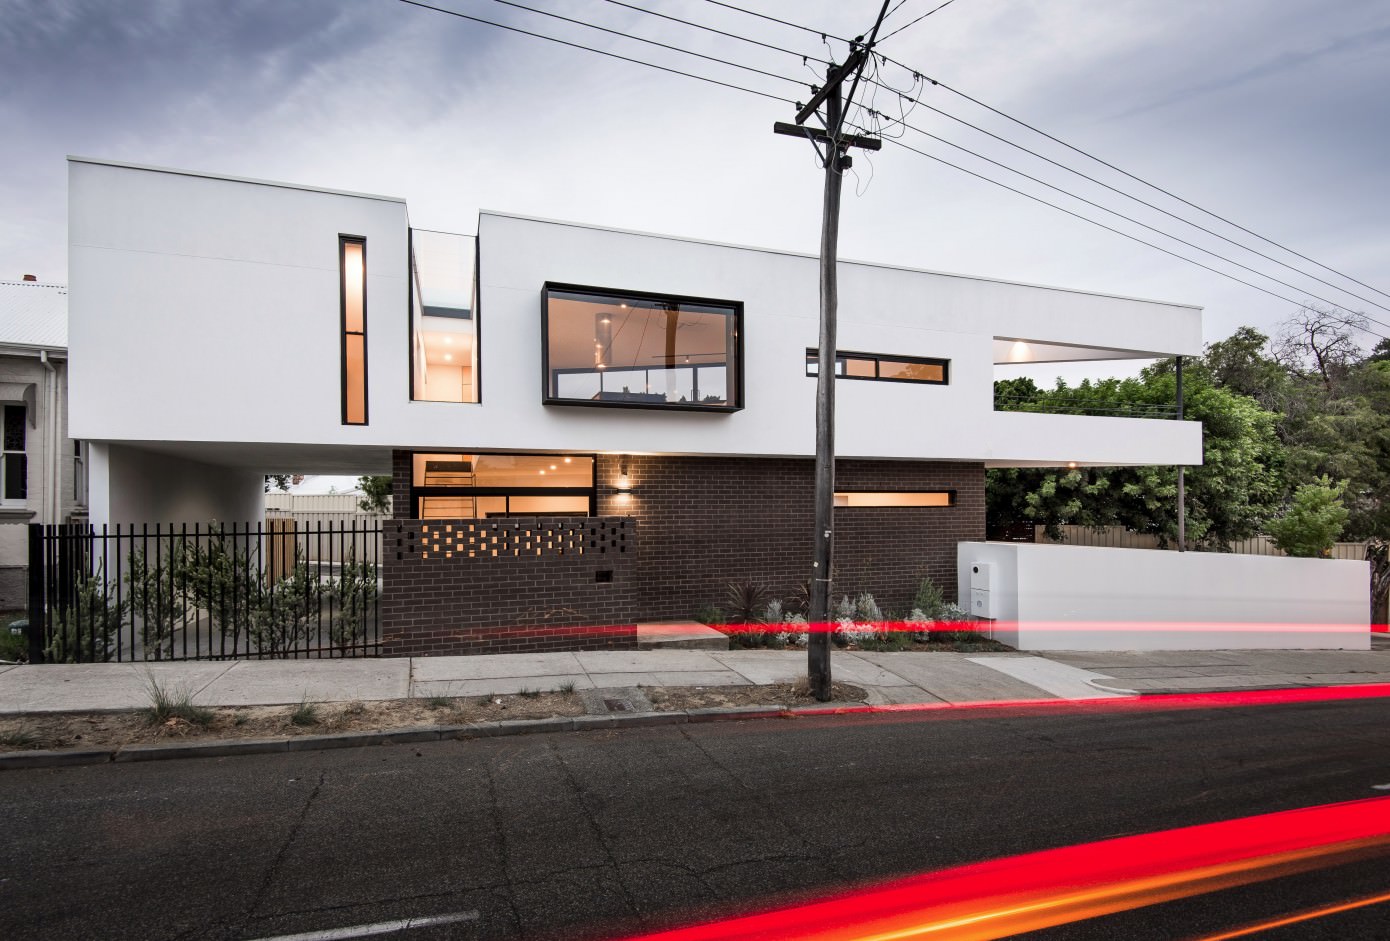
xmin=380 ymin=516 xmax=637 ymax=657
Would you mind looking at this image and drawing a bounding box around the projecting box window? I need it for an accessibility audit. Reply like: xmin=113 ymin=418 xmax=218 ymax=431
xmin=340 ymin=236 xmax=368 ymax=425
xmin=543 ymin=283 xmax=743 ymax=412
xmin=834 ymin=491 xmax=955 ymax=508
xmin=806 ymin=349 xmax=948 ymax=385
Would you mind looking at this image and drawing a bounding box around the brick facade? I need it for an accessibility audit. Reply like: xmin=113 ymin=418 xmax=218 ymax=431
xmin=384 ymin=450 xmax=983 ymax=654
xmin=595 ymin=455 xmax=984 ymax=619
xmin=380 ymin=516 xmax=637 ymax=657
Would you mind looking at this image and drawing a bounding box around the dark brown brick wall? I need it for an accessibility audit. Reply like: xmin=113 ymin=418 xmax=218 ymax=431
xmin=595 ymin=455 xmax=984 ymax=619
xmin=380 ymin=517 xmax=637 ymax=657
xmin=383 ymin=452 xmax=984 ymax=654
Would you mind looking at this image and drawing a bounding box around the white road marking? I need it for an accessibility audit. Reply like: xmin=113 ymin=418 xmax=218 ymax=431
xmin=965 ymin=656 xmax=1126 ymax=700
xmin=245 ymin=911 xmax=481 ymax=941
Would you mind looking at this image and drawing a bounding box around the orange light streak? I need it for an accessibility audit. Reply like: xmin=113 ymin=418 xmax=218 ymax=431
xmin=616 ymin=798 xmax=1390 ymax=941
xmin=1187 ymin=888 xmax=1390 ymax=940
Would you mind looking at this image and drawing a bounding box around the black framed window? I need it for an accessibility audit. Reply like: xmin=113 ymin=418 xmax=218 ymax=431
xmin=805 ymin=349 xmax=948 ymax=385
xmin=834 ymin=491 xmax=955 ymax=508
xmin=543 ymin=283 xmax=743 ymax=411
xmin=340 ymin=236 xmax=367 ymax=425
xmin=2 ymin=404 xmax=25 ymax=503
xmin=409 ymin=452 xmax=595 ymax=519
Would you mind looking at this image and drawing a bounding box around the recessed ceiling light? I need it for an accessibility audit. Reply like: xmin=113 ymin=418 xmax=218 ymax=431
xmin=563 ymin=457 xmax=572 ymax=464
xmin=550 ymin=465 xmax=557 ymax=470
xmin=443 ymin=353 xmax=453 ymax=362
xmin=444 ymin=336 xmax=453 ymax=345
xmin=539 ymin=469 xmax=546 ymax=475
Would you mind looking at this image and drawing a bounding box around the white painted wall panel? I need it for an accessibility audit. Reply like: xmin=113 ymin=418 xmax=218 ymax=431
xmin=958 ymin=542 xmax=1370 ymax=651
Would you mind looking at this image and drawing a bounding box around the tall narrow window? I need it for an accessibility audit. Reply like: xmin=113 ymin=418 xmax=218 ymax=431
xmin=410 ymin=229 xmax=479 ymax=403
xmin=2 ymin=404 xmax=26 ymax=504
xmin=340 ymin=236 xmax=367 ymax=425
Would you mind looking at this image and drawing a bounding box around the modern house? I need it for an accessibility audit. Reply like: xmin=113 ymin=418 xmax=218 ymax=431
xmin=0 ymin=276 xmax=83 ymax=609
xmin=67 ymin=156 xmax=1203 ymax=654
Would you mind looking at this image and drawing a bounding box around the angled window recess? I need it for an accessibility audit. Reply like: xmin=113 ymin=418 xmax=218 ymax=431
xmin=410 ymin=229 xmax=478 ymax=403
xmin=806 ymin=349 xmax=948 ymax=385
xmin=543 ymin=283 xmax=743 ymax=411
xmin=410 ymin=452 xmax=594 ymax=519
xmin=834 ymin=491 xmax=955 ymax=508
xmin=340 ymin=236 xmax=368 ymax=425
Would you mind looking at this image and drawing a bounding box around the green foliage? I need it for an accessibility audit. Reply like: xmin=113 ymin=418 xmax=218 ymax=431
xmin=248 ymin=548 xmax=322 ymax=658
xmin=1267 ymin=476 xmax=1349 ymax=558
xmin=126 ymin=543 xmax=191 ymax=660
xmin=184 ymin=525 xmax=256 ymax=650
xmin=289 ymin=697 xmax=320 ymax=727
xmin=723 ymin=581 xmax=771 ymax=624
xmin=357 ymin=475 xmax=392 ymax=514
xmin=327 ymin=547 xmax=378 ymax=648
xmin=911 ymin=577 xmax=949 ymax=620
xmin=46 ymin=566 xmax=125 ymax=663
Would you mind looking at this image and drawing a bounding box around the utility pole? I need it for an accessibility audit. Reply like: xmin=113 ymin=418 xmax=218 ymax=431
xmin=774 ymin=2 xmax=890 ymax=701
xmin=1176 ymin=356 xmax=1186 ymax=551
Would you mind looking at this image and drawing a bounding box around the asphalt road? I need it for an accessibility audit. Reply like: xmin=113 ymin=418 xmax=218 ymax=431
xmin=4 ymin=698 xmax=1390 ymax=941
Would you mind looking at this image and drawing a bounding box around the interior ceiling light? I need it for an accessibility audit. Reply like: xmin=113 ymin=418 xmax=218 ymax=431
xmin=563 ymin=457 xmax=573 ymax=464
xmin=443 ymin=353 xmax=453 ymax=362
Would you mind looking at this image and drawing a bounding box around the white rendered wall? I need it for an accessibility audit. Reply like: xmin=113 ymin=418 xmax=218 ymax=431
xmin=958 ymin=542 xmax=1370 ymax=651
xmin=69 ymin=159 xmax=1203 ymax=468
xmin=88 ymin=442 xmax=264 ymax=528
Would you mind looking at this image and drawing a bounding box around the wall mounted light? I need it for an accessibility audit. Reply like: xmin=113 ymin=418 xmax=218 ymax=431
xmin=615 ymin=456 xmax=633 ymax=494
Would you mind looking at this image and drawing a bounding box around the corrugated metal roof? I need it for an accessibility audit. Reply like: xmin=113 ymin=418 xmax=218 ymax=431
xmin=0 ymin=280 xmax=68 ymax=349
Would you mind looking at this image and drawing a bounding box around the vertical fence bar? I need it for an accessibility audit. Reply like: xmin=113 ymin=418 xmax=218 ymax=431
xmin=26 ymin=524 xmax=45 ymax=664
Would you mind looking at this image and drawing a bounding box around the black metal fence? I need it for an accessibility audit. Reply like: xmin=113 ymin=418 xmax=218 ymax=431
xmin=25 ymin=521 xmax=382 ymax=663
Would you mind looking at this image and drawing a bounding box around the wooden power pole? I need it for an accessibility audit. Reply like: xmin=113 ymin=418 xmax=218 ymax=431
xmin=774 ymin=2 xmax=890 ymax=701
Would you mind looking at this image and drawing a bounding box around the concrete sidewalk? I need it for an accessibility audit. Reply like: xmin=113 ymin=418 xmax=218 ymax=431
xmin=2 ymin=643 xmax=1389 ymax=714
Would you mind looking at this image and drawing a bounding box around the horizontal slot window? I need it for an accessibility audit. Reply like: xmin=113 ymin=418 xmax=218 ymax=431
xmin=834 ymin=491 xmax=955 ymax=508
xmin=806 ymin=349 xmax=948 ymax=385
xmin=410 ymin=452 xmax=595 ymax=519
xmin=544 ymin=283 xmax=743 ymax=411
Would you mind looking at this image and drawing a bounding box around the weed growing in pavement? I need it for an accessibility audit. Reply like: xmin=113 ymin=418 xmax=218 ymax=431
xmin=425 ymin=696 xmax=451 ymax=710
xmin=0 ymin=724 xmax=40 ymax=748
xmin=518 ymin=686 xmax=541 ymax=698
xmin=289 ymin=697 xmax=320 ymax=727
xmin=143 ymin=675 xmax=214 ymax=727
xmin=557 ymin=680 xmax=576 ymax=695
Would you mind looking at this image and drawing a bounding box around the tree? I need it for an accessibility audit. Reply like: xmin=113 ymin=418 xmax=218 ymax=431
xmin=1273 ymin=305 xmax=1367 ymax=392
xmin=1266 ymin=476 xmax=1349 ymax=558
xmin=357 ymin=475 xmax=392 ymax=514
xmin=264 ymin=474 xmax=304 ymax=493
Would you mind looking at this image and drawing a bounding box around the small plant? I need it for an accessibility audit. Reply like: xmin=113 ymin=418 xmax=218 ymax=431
xmin=425 ymin=695 xmax=451 ymax=710
xmin=557 ymin=680 xmax=577 ymax=695
xmin=342 ymin=701 xmax=367 ymax=716
xmin=693 ymin=605 xmax=725 ymax=625
xmin=724 ymin=581 xmax=772 ymax=624
xmin=289 ymin=697 xmax=320 ymax=727
xmin=0 ymin=724 xmax=40 ymax=748
xmin=1267 ymin=476 xmax=1349 ymax=558
xmin=144 ymin=675 xmax=214 ymax=727
xmin=518 ymin=686 xmax=541 ymax=698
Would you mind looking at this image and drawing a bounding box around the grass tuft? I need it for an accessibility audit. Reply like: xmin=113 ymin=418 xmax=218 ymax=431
xmin=518 ymin=686 xmax=541 ymax=699
xmin=0 ymin=725 xmax=40 ymax=748
xmin=425 ymin=695 xmax=451 ymax=710
xmin=289 ymin=697 xmax=320 ymax=727
xmin=557 ymin=680 xmax=577 ymax=695
xmin=144 ymin=676 xmax=214 ymax=727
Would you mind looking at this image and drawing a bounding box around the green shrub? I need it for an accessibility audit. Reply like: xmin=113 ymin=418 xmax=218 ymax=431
xmin=1267 ymin=476 xmax=1349 ymax=558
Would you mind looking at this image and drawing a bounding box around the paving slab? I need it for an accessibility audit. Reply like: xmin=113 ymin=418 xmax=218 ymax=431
xmin=196 ymin=659 xmax=409 ymax=706
xmin=709 ymin=650 xmax=805 ymax=684
xmin=413 ymin=675 xmax=592 ymax=697
xmin=821 ymin=654 xmax=914 ymax=688
xmin=650 ymin=671 xmax=752 ymax=688
xmin=574 ymin=650 xmax=725 ymax=673
xmin=968 ymin=656 xmax=1124 ymax=700
xmin=873 ymin=686 xmax=948 ymax=705
xmin=853 ymin=653 xmax=1056 ymax=704
xmin=1097 ymin=675 xmax=1296 ymax=692
xmin=0 ymin=665 xmax=18 ymax=675
xmin=410 ymin=652 xmax=583 ymax=682
xmin=1042 ymin=651 xmax=1247 ymax=669
xmin=0 ymin=661 xmax=235 ymax=713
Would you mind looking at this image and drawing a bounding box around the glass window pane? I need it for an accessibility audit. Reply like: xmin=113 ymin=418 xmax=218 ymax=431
xmin=411 ymin=230 xmax=477 ymax=403
xmin=341 ymin=242 xmax=364 ymax=334
xmin=546 ymin=287 xmax=739 ymax=409
xmin=3 ymin=405 xmax=23 ymax=452
xmin=4 ymin=454 xmax=25 ymax=500
xmin=845 ymin=356 xmax=876 ymax=378
xmin=835 ymin=491 xmax=953 ymax=508
xmin=879 ymin=359 xmax=945 ymax=382
xmin=507 ymin=496 xmax=589 ymax=516
xmin=344 ymin=333 xmax=366 ymax=424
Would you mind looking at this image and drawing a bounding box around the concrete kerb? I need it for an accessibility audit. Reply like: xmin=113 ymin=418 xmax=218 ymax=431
xmin=0 ymin=703 xmax=822 ymax=770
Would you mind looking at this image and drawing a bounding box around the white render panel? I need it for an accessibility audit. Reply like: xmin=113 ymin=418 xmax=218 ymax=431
xmin=958 ymin=542 xmax=1370 ymax=651
xmin=88 ymin=442 xmax=264 ymax=527
xmin=68 ymin=160 xmax=1203 ymax=468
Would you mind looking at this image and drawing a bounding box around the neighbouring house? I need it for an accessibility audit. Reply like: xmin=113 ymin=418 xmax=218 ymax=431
xmin=0 ymin=276 xmax=84 ymax=610
xmin=67 ymin=156 xmax=1203 ymax=655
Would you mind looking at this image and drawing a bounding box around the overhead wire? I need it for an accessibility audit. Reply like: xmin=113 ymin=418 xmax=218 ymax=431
xmin=878 ymin=0 xmax=961 ymax=44
xmin=400 ymin=0 xmax=1386 ymax=340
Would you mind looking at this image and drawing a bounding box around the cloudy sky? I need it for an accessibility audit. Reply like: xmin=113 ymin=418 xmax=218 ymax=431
xmin=3 ymin=0 xmax=1388 ymax=375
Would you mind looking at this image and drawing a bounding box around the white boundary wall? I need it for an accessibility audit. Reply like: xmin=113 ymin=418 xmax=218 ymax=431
xmin=958 ymin=541 xmax=1370 ymax=651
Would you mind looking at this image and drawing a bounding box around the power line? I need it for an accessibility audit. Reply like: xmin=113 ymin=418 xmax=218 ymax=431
xmin=597 ymin=0 xmax=832 ymax=68
xmin=878 ymin=0 xmax=961 ymax=44
xmin=483 ymin=0 xmax=803 ymax=88
xmin=698 ymin=0 xmax=850 ymax=44
xmin=873 ymin=56 xmax=1390 ymax=305
xmin=874 ymin=135 xmax=1390 ymax=344
xmin=396 ymin=0 xmax=795 ymax=104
